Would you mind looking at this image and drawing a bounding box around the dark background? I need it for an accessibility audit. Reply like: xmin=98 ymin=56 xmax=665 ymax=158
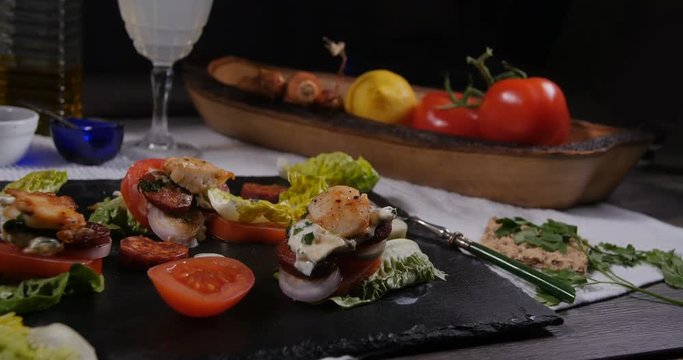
xmin=82 ymin=0 xmax=683 ymax=168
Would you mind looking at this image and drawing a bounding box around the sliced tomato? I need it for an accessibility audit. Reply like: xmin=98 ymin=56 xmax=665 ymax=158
xmin=206 ymin=213 xmax=286 ymax=245
xmin=0 ymin=242 xmax=103 ymax=280
xmin=120 ymin=158 xmax=165 ymax=229
xmin=334 ymin=255 xmax=382 ymax=296
xmin=147 ymin=257 xmax=255 ymax=317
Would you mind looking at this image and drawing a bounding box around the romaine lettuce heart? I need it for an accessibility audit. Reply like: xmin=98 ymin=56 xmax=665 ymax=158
xmin=280 ymin=152 xmax=380 ymax=193
xmin=208 ymin=188 xmax=294 ymax=226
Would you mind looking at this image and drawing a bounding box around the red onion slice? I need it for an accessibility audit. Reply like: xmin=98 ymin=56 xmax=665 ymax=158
xmin=60 ymin=241 xmax=112 ymax=260
xmin=147 ymin=206 xmax=199 ymax=248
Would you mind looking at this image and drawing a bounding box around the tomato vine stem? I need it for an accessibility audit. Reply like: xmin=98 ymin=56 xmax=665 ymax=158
xmin=467 ymin=48 xmax=528 ymax=87
xmin=466 ymin=47 xmax=495 ymax=87
xmin=437 ymin=74 xmax=483 ymax=110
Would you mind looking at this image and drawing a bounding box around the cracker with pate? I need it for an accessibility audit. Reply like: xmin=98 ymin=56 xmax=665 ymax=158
xmin=480 ymin=217 xmax=588 ymax=273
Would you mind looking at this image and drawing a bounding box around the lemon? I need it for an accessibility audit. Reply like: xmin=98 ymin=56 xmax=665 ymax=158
xmin=345 ymin=69 xmax=417 ymax=124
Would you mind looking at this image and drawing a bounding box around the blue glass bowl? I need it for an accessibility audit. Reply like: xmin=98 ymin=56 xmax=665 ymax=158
xmin=50 ymin=118 xmax=124 ymax=165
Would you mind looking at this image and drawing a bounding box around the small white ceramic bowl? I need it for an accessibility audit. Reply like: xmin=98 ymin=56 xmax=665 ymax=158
xmin=0 ymin=106 xmax=39 ymax=166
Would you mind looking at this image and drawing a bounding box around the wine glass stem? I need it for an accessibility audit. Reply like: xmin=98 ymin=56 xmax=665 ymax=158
xmin=148 ymin=65 xmax=173 ymax=146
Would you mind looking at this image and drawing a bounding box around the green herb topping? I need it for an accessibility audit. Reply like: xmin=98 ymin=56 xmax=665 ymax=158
xmin=137 ymin=178 xmax=165 ymax=193
xmin=495 ymin=217 xmax=578 ymax=253
xmin=301 ymin=232 xmax=315 ymax=245
xmin=291 ymin=226 xmax=304 ymax=236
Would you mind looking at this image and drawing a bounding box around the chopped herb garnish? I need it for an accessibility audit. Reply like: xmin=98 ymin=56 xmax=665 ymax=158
xmin=2 ymin=216 xmax=58 ymax=245
xmin=2 ymin=216 xmax=27 ymax=233
xmin=494 ymin=217 xmax=530 ymax=237
xmin=292 ymin=227 xmax=304 ymax=236
xmin=302 ymin=232 xmax=315 ymax=245
xmin=137 ymin=178 xmax=164 ymax=193
xmin=495 ymin=217 xmax=576 ymax=253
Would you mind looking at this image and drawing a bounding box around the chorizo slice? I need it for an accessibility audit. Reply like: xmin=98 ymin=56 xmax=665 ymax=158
xmin=240 ymin=183 xmax=287 ymax=203
xmin=138 ymin=173 xmax=193 ymax=215
xmin=119 ymin=236 xmax=189 ymax=271
xmin=57 ymin=222 xmax=112 ymax=248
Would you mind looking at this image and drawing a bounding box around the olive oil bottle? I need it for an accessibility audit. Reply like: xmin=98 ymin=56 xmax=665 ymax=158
xmin=0 ymin=0 xmax=83 ymax=134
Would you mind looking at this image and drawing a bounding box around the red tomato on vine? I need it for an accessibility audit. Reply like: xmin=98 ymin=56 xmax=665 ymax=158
xmin=411 ymin=91 xmax=480 ymax=139
xmin=410 ymin=48 xmax=571 ymax=146
xmin=477 ymin=77 xmax=570 ymax=145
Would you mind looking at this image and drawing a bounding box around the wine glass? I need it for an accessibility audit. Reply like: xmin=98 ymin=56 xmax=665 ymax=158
xmin=117 ymin=0 xmax=214 ymax=159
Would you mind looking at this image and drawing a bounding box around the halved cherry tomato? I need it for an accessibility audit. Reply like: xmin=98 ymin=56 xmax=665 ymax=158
xmin=147 ymin=257 xmax=255 ymax=317
xmin=120 ymin=158 xmax=165 ymax=229
xmin=411 ymin=91 xmax=480 ymax=138
xmin=206 ymin=213 xmax=286 ymax=245
xmin=0 ymin=242 xmax=103 ymax=280
xmin=477 ymin=77 xmax=570 ymax=145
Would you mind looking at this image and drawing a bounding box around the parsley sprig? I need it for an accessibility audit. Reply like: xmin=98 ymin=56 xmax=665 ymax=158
xmin=495 ymin=217 xmax=683 ymax=307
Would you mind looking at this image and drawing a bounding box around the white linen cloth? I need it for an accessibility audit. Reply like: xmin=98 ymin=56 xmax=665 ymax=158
xmin=1 ymin=118 xmax=681 ymax=310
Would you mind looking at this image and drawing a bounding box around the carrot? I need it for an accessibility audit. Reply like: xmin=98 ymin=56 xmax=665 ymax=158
xmin=283 ymin=71 xmax=322 ymax=106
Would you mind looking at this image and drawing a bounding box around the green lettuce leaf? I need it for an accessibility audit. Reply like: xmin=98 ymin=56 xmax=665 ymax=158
xmin=278 ymin=172 xmax=329 ymax=219
xmin=2 ymin=170 xmax=68 ymax=194
xmin=0 ymin=264 xmax=105 ymax=316
xmin=281 ymin=152 xmax=380 ymax=192
xmin=208 ymin=188 xmax=295 ymax=226
xmin=88 ymin=195 xmax=150 ymax=237
xmin=329 ymin=238 xmax=446 ymax=308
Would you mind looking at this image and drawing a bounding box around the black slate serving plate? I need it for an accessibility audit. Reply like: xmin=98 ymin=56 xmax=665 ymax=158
xmin=12 ymin=179 xmax=562 ymax=359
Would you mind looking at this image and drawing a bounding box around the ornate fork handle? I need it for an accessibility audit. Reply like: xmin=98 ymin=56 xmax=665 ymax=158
xmin=405 ymin=216 xmax=471 ymax=248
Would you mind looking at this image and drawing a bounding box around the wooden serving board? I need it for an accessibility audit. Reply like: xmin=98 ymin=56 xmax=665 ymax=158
xmin=16 ymin=179 xmax=561 ymax=359
xmin=183 ymin=57 xmax=652 ymax=209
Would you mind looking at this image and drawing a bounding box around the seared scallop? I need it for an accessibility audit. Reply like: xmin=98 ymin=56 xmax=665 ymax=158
xmin=163 ymin=157 xmax=234 ymax=195
xmin=3 ymin=189 xmax=86 ymax=230
xmin=307 ymin=185 xmax=371 ymax=238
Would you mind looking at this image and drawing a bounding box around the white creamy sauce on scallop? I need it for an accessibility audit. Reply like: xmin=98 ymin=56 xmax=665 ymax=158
xmin=287 ymin=206 xmax=397 ymax=277
xmin=363 ymin=206 xmax=398 ymax=237
xmin=377 ymin=206 xmax=397 ymax=222
xmin=287 ymin=219 xmax=353 ymax=276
